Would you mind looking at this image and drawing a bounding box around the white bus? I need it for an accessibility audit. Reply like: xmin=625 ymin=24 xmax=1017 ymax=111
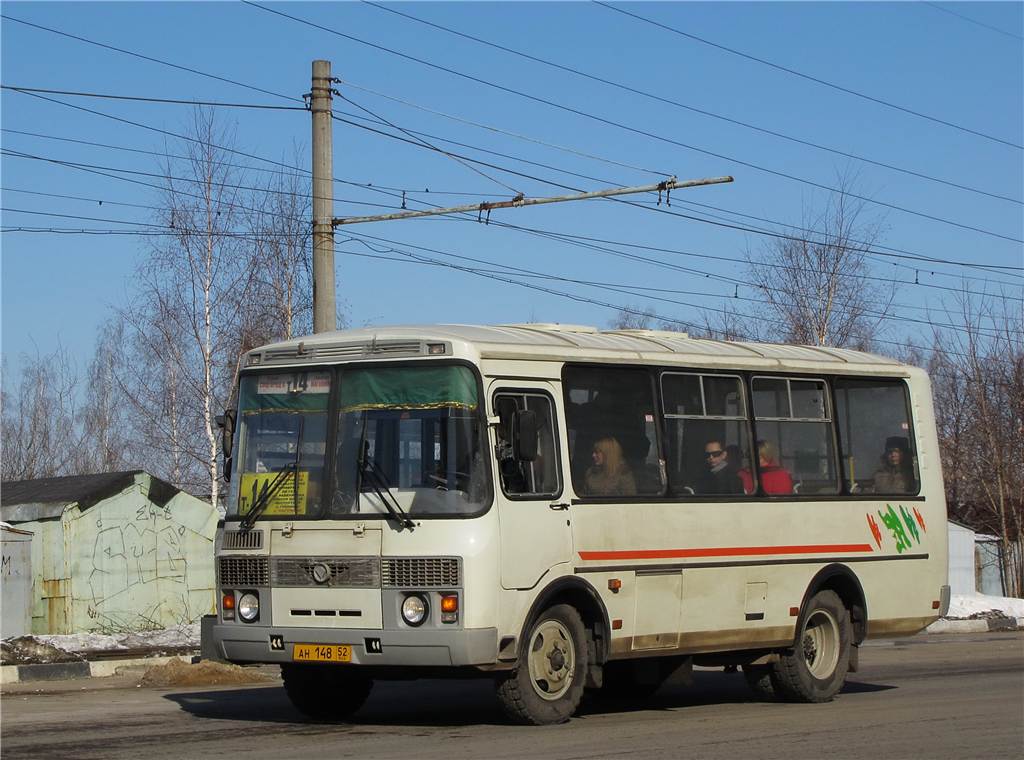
xmin=204 ymin=324 xmax=949 ymax=725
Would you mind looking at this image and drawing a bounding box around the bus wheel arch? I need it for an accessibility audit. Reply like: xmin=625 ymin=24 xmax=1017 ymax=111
xmin=494 ymin=576 xmax=610 ymax=724
xmin=769 ymin=564 xmax=865 ymax=703
xmin=521 ymin=575 xmax=611 ymax=671
xmin=798 ymin=564 xmax=867 ymax=646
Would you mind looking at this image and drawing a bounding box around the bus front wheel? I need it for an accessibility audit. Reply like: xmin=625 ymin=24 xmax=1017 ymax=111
xmin=771 ymin=589 xmax=851 ymax=703
xmin=281 ymin=663 xmax=373 ymax=721
xmin=495 ymin=604 xmax=588 ymax=725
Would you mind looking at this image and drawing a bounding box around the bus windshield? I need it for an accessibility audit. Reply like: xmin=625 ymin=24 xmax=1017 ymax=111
xmin=330 ymin=365 xmax=490 ymax=518
xmin=226 ymin=364 xmax=491 ymax=522
xmin=228 ymin=371 xmax=331 ymax=521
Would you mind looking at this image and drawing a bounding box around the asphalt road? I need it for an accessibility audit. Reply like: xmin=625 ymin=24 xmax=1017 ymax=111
xmin=2 ymin=633 xmax=1021 ymax=760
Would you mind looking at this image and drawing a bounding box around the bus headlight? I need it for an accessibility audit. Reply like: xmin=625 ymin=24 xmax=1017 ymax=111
xmin=238 ymin=592 xmax=260 ymax=623
xmin=401 ymin=594 xmax=428 ymax=626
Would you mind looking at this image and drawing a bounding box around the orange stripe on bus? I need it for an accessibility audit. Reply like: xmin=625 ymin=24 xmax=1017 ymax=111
xmin=577 ymin=544 xmax=874 ymax=561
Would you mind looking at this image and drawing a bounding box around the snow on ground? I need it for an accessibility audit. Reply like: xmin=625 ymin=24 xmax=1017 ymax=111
xmin=31 ymin=623 xmax=200 ymax=653
xmin=947 ymin=592 xmax=1024 ymax=619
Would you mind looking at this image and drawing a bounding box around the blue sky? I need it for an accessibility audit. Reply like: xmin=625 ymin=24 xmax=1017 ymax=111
xmin=2 ymin=1 xmax=1022 ymax=375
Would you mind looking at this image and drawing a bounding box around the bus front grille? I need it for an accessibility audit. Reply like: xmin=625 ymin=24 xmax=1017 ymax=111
xmin=272 ymin=557 xmax=380 ymax=588
xmin=219 ymin=556 xmax=270 ymax=587
xmin=382 ymin=557 xmax=460 ymax=588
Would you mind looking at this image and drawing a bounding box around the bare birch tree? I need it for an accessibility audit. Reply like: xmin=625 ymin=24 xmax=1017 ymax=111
xmin=1 ymin=346 xmax=81 ymax=480
xmin=117 ymin=107 xmax=251 ymax=504
xmin=746 ymin=171 xmax=894 ymax=349
xmin=78 ymin=319 xmax=131 ymax=474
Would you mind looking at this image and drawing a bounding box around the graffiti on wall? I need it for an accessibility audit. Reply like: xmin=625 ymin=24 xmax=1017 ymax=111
xmin=79 ymin=500 xmax=212 ymax=632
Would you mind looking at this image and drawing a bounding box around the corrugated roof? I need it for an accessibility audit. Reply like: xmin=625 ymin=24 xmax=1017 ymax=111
xmin=0 ymin=471 xmax=184 ymax=523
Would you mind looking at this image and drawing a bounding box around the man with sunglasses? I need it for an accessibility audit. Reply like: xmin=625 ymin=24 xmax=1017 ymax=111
xmin=696 ymin=439 xmax=744 ymax=495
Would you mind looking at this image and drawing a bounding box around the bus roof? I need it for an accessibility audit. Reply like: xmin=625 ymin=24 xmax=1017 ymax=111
xmin=248 ymin=324 xmax=915 ymax=376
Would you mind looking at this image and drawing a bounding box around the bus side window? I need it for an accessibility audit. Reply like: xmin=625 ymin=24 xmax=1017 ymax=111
xmin=493 ymin=392 xmax=560 ymax=498
xmin=661 ymin=372 xmax=753 ymax=497
xmin=563 ymin=366 xmax=662 ymax=498
xmin=834 ymin=378 xmax=919 ymax=495
xmin=752 ymin=376 xmax=839 ymax=495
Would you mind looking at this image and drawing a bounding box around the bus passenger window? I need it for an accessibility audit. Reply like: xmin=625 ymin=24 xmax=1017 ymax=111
xmin=493 ymin=392 xmax=560 ymax=498
xmin=661 ymin=373 xmax=753 ymax=497
xmin=563 ymin=366 xmax=663 ymax=498
xmin=834 ymin=379 xmax=919 ymax=495
xmin=752 ymin=376 xmax=839 ymax=495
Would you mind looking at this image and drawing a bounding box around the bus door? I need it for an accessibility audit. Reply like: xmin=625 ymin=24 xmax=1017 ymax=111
xmin=491 ymin=384 xmax=573 ymax=589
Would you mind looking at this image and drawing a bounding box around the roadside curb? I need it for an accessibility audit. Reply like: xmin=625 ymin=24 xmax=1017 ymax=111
xmin=924 ymin=617 xmax=1024 ymax=634
xmin=1 ymin=654 xmax=200 ymax=685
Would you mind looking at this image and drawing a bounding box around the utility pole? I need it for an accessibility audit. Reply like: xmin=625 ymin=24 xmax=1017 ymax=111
xmin=311 ymin=59 xmax=335 ymax=333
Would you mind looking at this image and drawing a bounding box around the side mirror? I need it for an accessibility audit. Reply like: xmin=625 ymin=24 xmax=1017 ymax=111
xmin=218 ymin=409 xmax=236 ymax=482
xmin=514 ymin=409 xmax=539 ymax=462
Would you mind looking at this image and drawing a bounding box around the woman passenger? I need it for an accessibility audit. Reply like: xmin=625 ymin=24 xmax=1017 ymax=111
xmin=754 ymin=440 xmax=794 ymax=495
xmin=584 ymin=437 xmax=637 ymax=497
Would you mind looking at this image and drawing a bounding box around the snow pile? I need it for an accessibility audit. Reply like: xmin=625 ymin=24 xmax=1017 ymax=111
xmin=2 ymin=624 xmax=201 ymax=664
xmin=1 ymin=638 xmax=84 ymax=665
xmin=945 ymin=592 xmax=1024 ymax=620
xmin=32 ymin=623 xmax=201 ymax=653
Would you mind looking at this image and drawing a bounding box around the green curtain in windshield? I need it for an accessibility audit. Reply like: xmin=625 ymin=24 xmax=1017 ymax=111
xmin=340 ymin=366 xmax=478 ymax=412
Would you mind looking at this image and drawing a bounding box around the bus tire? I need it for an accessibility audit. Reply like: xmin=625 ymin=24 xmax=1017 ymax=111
xmin=770 ymin=589 xmax=851 ymax=703
xmin=495 ymin=603 xmax=588 ymax=725
xmin=281 ymin=663 xmax=373 ymax=721
xmin=742 ymin=664 xmax=776 ymax=701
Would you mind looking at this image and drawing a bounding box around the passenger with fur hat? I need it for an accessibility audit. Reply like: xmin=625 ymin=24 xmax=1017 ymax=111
xmin=873 ymin=436 xmax=916 ymax=493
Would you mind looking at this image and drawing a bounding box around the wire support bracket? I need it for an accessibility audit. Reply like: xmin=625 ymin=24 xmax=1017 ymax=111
xmin=331 ymin=174 xmax=733 ymax=226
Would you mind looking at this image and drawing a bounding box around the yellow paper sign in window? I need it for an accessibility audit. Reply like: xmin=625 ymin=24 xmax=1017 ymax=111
xmin=239 ymin=471 xmax=310 ymax=516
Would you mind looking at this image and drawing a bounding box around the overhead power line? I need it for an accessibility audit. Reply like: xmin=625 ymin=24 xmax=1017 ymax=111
xmin=1 ymin=127 xmax=507 ymax=199
xmin=0 ymin=13 xmax=301 ymax=102
xmin=923 ymin=2 xmax=1024 ymax=41
xmin=362 ymin=0 xmax=1022 ymax=205
xmin=11 ymin=84 xmax=1018 ymax=286
xmin=10 ymin=6 xmax=1020 ymax=254
xmin=332 ymin=106 xmax=1024 ymax=278
xmin=331 ymin=101 xmax=1024 ymax=281
xmin=595 ymin=1 xmax=1024 ymax=150
xmin=1 ymin=85 xmax=306 ymax=111
xmin=242 ymin=1 xmax=1023 ymax=243
xmin=9 ymin=89 xmax=1020 ymax=299
xmin=337 ymin=229 xmax=1019 ymax=355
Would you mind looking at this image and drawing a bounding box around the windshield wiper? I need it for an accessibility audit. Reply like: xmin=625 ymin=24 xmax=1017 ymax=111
xmin=239 ymin=462 xmax=297 ymax=531
xmin=240 ymin=417 xmax=304 ymax=531
xmin=358 ymin=440 xmax=415 ymax=530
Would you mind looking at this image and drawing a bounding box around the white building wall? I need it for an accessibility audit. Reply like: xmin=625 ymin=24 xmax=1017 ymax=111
xmin=947 ymin=521 xmax=976 ymax=596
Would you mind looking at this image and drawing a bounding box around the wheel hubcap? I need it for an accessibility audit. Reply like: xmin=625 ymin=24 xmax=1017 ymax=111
xmin=527 ymin=619 xmax=575 ymax=701
xmin=801 ymin=608 xmax=840 ymax=679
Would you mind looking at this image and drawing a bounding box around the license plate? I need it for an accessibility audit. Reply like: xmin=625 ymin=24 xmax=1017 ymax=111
xmin=292 ymin=644 xmax=352 ymax=663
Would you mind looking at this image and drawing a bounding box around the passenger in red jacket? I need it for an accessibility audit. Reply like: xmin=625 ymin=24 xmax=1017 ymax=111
xmin=739 ymin=440 xmax=794 ymax=495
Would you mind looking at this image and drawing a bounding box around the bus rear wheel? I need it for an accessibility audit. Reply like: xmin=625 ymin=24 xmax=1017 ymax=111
xmin=281 ymin=664 xmax=373 ymax=721
xmin=495 ymin=604 xmax=588 ymax=725
xmin=771 ymin=589 xmax=851 ymax=703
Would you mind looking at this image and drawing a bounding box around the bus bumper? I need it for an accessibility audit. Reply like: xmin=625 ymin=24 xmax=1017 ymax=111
xmin=203 ymin=620 xmax=498 ymax=667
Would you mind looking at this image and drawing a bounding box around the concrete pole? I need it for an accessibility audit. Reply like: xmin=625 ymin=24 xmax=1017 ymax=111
xmin=311 ymin=59 xmax=336 ymax=333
